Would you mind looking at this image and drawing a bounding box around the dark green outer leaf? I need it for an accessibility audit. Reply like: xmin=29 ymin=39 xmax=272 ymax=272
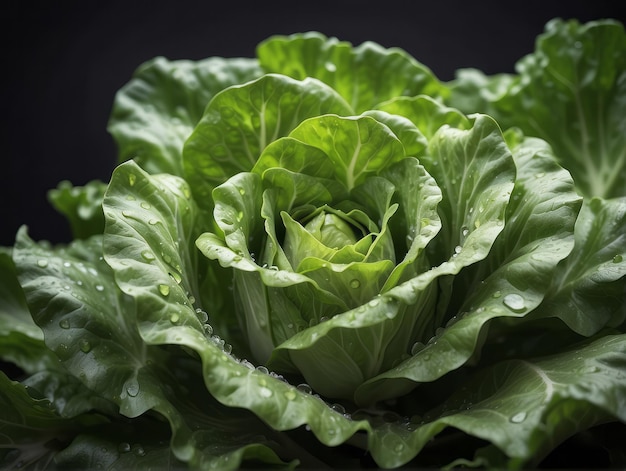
xmin=108 ymin=56 xmax=262 ymax=177
xmin=530 ymin=195 xmax=626 ymax=335
xmin=453 ymin=19 xmax=626 ymax=199
xmin=257 ymin=32 xmax=445 ymax=113
xmin=47 ymin=180 xmax=108 ymax=240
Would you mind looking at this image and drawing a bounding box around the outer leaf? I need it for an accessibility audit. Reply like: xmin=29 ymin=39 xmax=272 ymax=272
xmin=0 ymin=372 xmax=105 ymax=469
xmin=47 ymin=180 xmax=108 ymax=240
xmin=531 ymin=196 xmax=626 ymax=335
xmin=0 ymin=249 xmax=58 ymax=376
xmin=108 ymin=56 xmax=262 ymax=176
xmin=183 ymin=74 xmax=352 ymax=209
xmin=257 ymin=32 xmax=445 ymax=113
xmin=371 ymin=334 xmax=626 ymax=469
xmin=454 ymin=19 xmax=626 ymax=198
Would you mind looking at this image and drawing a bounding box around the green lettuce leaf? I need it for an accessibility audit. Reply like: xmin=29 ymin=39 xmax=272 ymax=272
xmin=48 ymin=180 xmax=108 ymax=240
xmin=257 ymin=32 xmax=445 ymax=113
xmin=448 ymin=18 xmax=626 ymax=199
xmin=183 ymin=74 xmax=352 ymax=210
xmin=108 ymin=56 xmax=263 ymax=176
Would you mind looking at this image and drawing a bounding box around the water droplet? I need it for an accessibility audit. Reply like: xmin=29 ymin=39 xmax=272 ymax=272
xmin=256 ymin=365 xmax=269 ymax=374
xmin=158 ymin=284 xmax=170 ymax=296
xmin=140 ymin=201 xmax=151 ymax=210
xmin=297 ymin=383 xmax=312 ymax=394
xmin=503 ymin=293 xmax=526 ymax=313
xmin=237 ymin=211 xmax=244 ymax=221
xmin=238 ymin=188 xmax=246 ymax=196
xmin=613 ymin=254 xmax=623 ymax=263
xmin=411 ymin=341 xmax=425 ymax=355
xmin=349 ymin=279 xmax=360 ymax=289
xmin=118 ymin=442 xmax=131 ymax=453
xmin=368 ymin=299 xmax=379 ymax=308
xmin=79 ymin=339 xmax=91 ymax=353
xmin=492 ymin=290 xmax=502 ymax=298
xmin=95 ymin=284 xmax=104 ymax=292
xmin=37 ymin=259 xmax=48 ymax=268
xmin=126 ymin=384 xmax=139 ymax=397
xmin=510 ymin=411 xmax=527 ymax=423
xmin=284 ymin=389 xmax=297 ymax=401
xmin=454 ymin=245 xmax=462 ymax=254
xmin=169 ymin=271 xmax=182 ymax=284
xmin=330 ymin=403 xmax=346 ymax=414
xmin=132 ymin=444 xmax=146 ymax=456
xmin=195 ymin=308 xmax=208 ymax=323
xmin=148 ymin=219 xmax=159 ymax=225
xmin=259 ymin=387 xmax=273 ymax=397
xmin=394 ymin=443 xmax=405 ymax=453
xmin=141 ymin=250 xmax=155 ymax=261
xmin=461 ymin=226 xmax=469 ymax=238
xmin=63 ymin=261 xmax=71 ymax=268
xmin=324 ymin=61 xmax=337 ymax=72
xmin=128 ymin=174 xmax=136 ymax=186
xmin=59 ymin=319 xmax=70 ymax=329
xmin=203 ymin=324 xmax=213 ymax=335
xmin=170 ymin=313 xmax=180 ymax=324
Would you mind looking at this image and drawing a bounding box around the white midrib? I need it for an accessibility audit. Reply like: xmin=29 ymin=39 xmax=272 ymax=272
xmin=345 ymin=134 xmax=362 ymax=190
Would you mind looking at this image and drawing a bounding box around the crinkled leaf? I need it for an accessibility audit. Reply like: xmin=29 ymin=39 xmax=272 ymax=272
xmin=183 ymin=74 xmax=352 ymax=209
xmin=47 ymin=180 xmax=107 ymax=240
xmin=371 ymin=334 xmax=626 ymax=469
xmin=257 ymin=32 xmax=445 ymax=113
xmin=531 ymin=196 xmax=626 ymax=335
xmin=0 ymin=249 xmax=57 ymax=376
xmin=288 ymin=115 xmax=405 ymax=190
xmin=108 ymin=56 xmax=262 ymax=176
xmin=0 ymin=372 xmax=105 ymax=469
xmin=452 ymin=19 xmax=626 ymax=198
xmin=376 ymin=95 xmax=470 ymax=140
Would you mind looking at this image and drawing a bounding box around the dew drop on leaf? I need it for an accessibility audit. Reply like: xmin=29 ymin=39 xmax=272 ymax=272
xmin=118 ymin=442 xmax=131 ymax=453
xmin=158 ymin=284 xmax=170 ymax=296
xmin=613 ymin=254 xmax=623 ymax=263
xmin=502 ymin=293 xmax=526 ymax=313
xmin=349 ymin=279 xmax=360 ymax=289
xmin=170 ymin=313 xmax=180 ymax=324
xmin=141 ymin=250 xmax=155 ymax=261
xmin=510 ymin=411 xmax=527 ymax=423
xmin=259 ymin=387 xmax=273 ymax=398
xmin=411 ymin=341 xmax=425 ymax=355
xmin=297 ymin=383 xmax=312 ymax=394
xmin=59 ymin=319 xmax=70 ymax=329
xmin=132 ymin=444 xmax=145 ymax=456
xmin=128 ymin=173 xmax=136 ymax=186
xmin=95 ymin=284 xmax=104 ymax=292
xmin=126 ymin=384 xmax=139 ymax=397
xmin=79 ymin=339 xmax=91 ymax=353
xmin=284 ymin=389 xmax=297 ymax=401
xmin=37 ymin=259 xmax=48 ymax=268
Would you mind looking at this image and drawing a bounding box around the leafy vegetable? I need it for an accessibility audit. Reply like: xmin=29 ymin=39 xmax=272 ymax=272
xmin=2 ymin=18 xmax=624 ymax=469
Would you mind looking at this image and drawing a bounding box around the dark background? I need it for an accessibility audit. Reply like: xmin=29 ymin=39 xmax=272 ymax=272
xmin=2 ymin=0 xmax=625 ymax=247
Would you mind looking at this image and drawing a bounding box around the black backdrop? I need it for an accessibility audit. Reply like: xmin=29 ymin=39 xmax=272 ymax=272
xmin=3 ymin=0 xmax=625 ymax=247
